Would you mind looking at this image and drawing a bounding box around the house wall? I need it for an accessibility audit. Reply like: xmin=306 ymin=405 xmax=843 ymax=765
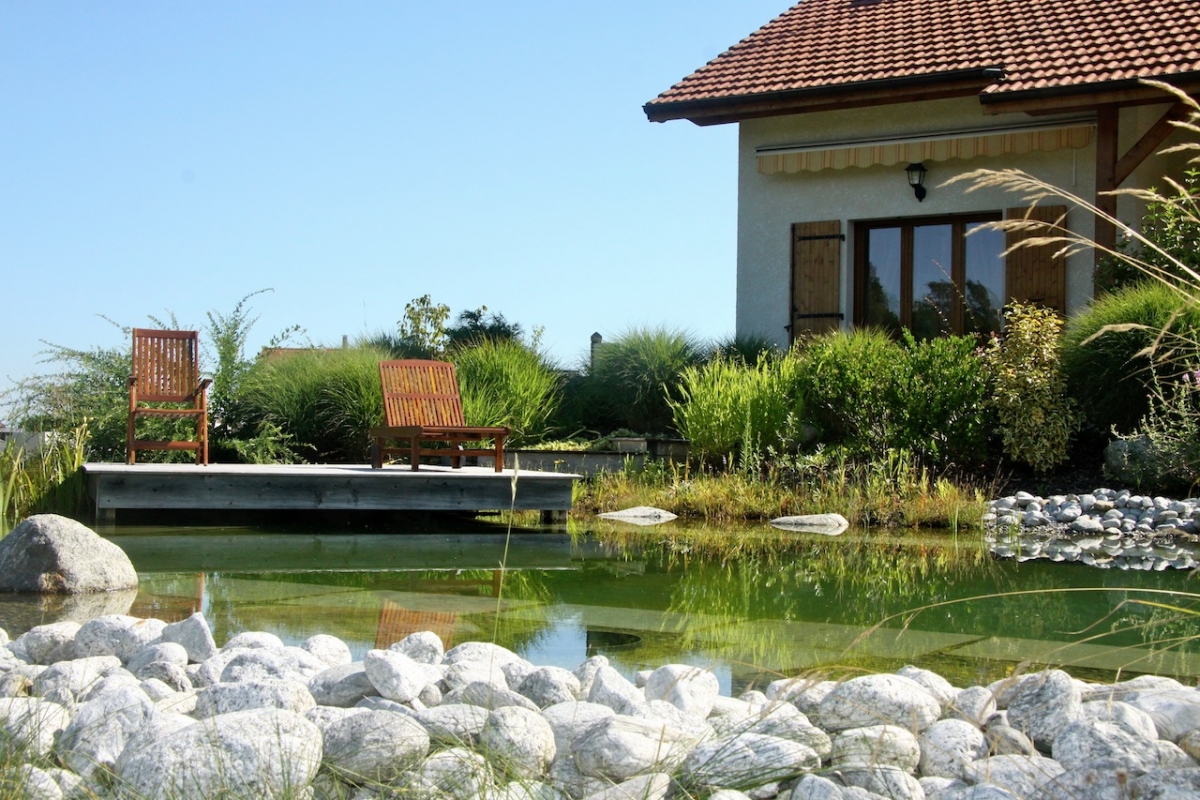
xmin=735 ymin=96 xmax=1188 ymax=346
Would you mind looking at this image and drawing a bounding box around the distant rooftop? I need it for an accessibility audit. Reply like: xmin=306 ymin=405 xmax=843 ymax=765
xmin=645 ymin=0 xmax=1200 ymax=123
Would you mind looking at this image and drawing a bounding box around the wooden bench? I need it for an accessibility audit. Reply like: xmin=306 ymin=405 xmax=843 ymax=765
xmin=127 ymin=328 xmax=212 ymax=465
xmin=369 ymin=359 xmax=509 ymax=471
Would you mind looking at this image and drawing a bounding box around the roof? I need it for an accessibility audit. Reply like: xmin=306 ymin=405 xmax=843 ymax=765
xmin=646 ymin=0 xmax=1200 ymax=123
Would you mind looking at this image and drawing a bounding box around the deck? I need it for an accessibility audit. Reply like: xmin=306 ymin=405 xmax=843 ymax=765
xmin=84 ymin=462 xmax=579 ymax=524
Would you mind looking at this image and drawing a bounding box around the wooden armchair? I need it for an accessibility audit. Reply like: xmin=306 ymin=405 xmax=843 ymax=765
xmin=127 ymin=328 xmax=212 ymax=465
xmin=369 ymin=359 xmax=509 ymax=471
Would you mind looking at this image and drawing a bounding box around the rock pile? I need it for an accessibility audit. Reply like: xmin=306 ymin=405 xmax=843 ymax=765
xmin=984 ymin=488 xmax=1200 ymax=570
xmin=2 ymin=615 xmax=1200 ymax=798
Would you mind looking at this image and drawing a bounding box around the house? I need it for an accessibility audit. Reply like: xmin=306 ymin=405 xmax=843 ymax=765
xmin=645 ymin=0 xmax=1200 ymax=343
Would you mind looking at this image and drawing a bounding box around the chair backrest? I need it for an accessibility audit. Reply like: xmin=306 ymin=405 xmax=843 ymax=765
xmin=379 ymin=360 xmax=467 ymax=428
xmin=131 ymin=328 xmax=201 ymax=402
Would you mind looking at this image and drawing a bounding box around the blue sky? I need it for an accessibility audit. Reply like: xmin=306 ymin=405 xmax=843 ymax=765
xmin=0 ymin=1 xmax=788 ymax=407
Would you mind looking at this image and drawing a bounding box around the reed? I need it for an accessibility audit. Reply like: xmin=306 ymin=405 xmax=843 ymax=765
xmin=0 ymin=421 xmax=90 ymax=532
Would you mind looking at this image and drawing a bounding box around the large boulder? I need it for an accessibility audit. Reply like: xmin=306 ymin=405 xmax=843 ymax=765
xmin=0 ymin=515 xmax=137 ymax=594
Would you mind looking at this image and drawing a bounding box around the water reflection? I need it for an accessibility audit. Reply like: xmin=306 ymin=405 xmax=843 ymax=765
xmin=0 ymin=522 xmax=1197 ymax=689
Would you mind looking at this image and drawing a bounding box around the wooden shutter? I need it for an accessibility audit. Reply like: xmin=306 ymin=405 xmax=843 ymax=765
xmin=790 ymin=220 xmax=843 ymax=340
xmin=1005 ymin=205 xmax=1067 ymax=314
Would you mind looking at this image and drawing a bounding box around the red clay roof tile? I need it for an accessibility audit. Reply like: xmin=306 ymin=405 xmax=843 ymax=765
xmin=647 ymin=0 xmax=1200 ymax=115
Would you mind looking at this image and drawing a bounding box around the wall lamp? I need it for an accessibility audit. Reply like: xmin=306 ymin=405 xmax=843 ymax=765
xmin=906 ymin=162 xmax=927 ymax=202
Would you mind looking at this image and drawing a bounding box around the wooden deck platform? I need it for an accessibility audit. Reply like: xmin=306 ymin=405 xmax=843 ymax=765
xmin=84 ymin=463 xmax=580 ymax=524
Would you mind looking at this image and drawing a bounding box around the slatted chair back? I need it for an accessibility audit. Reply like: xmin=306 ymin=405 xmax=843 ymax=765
xmin=380 ymin=360 xmax=468 ymax=428
xmin=131 ymin=329 xmax=202 ymax=402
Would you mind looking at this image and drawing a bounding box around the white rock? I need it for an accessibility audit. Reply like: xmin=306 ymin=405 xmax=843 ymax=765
xmin=597 ymin=506 xmax=678 ymax=525
xmin=74 ymin=615 xmax=139 ymax=658
xmin=519 ymin=665 xmax=582 ymax=708
xmin=0 ymin=697 xmax=71 ymax=758
xmin=588 ymin=666 xmax=645 ymax=714
xmin=308 ymin=662 xmax=379 ymax=708
xmin=541 ymin=700 xmax=616 ymax=756
xmin=299 ymin=633 xmax=351 ymax=667
xmin=837 ymin=766 xmax=926 ymax=799
xmin=899 ymin=665 xmax=958 ymax=708
xmin=831 ymin=724 xmax=921 ymax=772
xmin=581 ymin=772 xmax=672 ymax=800
xmin=964 ymin=754 xmax=1065 ymax=798
xmin=444 ymin=640 xmax=524 ymax=668
xmin=57 ymin=685 xmax=155 ymax=779
xmin=32 ymin=654 xmax=121 ymax=698
xmin=1004 ymin=670 xmax=1081 ymax=748
xmin=444 ymin=659 xmax=508 ymax=692
xmin=573 ymin=714 xmax=691 ymax=782
xmin=364 ymin=647 xmax=443 ymax=703
xmin=919 ymin=719 xmax=989 ymax=780
xmin=1126 ymin=687 xmax=1200 ymax=742
xmin=416 ymin=702 xmax=491 ymax=744
xmin=946 ymin=686 xmax=996 ymax=726
xmin=1080 ymin=699 xmax=1158 ymax=740
xmin=390 ymin=630 xmax=445 ymax=664
xmin=193 ymin=679 xmax=315 ymax=718
xmin=481 ymin=705 xmax=557 ymax=779
xmin=320 ymin=708 xmax=430 ymax=783
xmin=407 ymin=746 xmax=495 ymax=799
xmin=10 ymin=765 xmax=62 ymax=800
xmin=643 ymin=664 xmax=719 ymax=718
xmin=13 ymin=622 xmax=80 ymax=665
xmin=769 ymin=513 xmax=848 ymax=535
xmin=125 ymin=641 xmax=189 ymax=675
xmin=574 ymin=655 xmax=609 ymax=697
xmin=457 ymin=679 xmax=541 ymax=712
xmin=683 ymin=731 xmax=819 ymax=789
xmin=161 ymin=612 xmax=218 ymax=663
xmin=1051 ymin=719 xmax=1160 ymax=772
xmin=224 ymin=630 xmax=284 ymax=650
xmin=818 ymin=674 xmax=942 ymax=732
xmin=115 ymin=708 xmax=322 ymax=798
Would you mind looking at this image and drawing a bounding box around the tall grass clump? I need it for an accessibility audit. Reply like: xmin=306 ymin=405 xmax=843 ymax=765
xmin=589 ymin=326 xmax=706 ymax=435
xmin=453 ymin=339 xmax=561 ymax=446
xmin=1063 ymin=265 xmax=1200 ymax=434
xmin=0 ymin=422 xmax=90 ymax=530
xmin=671 ymin=350 xmax=805 ymax=466
xmin=241 ymin=345 xmax=389 ymax=463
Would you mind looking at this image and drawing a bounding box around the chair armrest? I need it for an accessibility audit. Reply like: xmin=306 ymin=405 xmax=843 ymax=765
xmin=198 ymin=378 xmax=213 ymax=391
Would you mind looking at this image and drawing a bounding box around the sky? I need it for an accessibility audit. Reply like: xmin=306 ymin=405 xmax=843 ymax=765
xmin=0 ymin=1 xmax=790 ymax=410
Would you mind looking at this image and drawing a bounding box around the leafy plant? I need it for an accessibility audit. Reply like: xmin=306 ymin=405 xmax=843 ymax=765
xmin=0 ymin=421 xmax=90 ymax=530
xmin=1105 ymin=369 xmax=1200 ymax=491
xmin=982 ymin=303 xmax=1078 ymax=473
xmin=395 ymin=294 xmax=451 ymax=359
xmin=445 ymin=306 xmax=524 ymax=350
xmin=671 ymin=351 xmax=805 ymax=466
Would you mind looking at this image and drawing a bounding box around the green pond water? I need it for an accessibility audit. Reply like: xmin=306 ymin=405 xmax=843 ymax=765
xmin=4 ymin=519 xmax=1199 ymax=694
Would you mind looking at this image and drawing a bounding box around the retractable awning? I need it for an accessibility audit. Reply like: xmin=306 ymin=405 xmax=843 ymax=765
xmin=757 ymin=120 xmax=1093 ymax=175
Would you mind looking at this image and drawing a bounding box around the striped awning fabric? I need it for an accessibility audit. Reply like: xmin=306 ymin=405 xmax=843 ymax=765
xmin=757 ymin=124 xmax=1093 ymax=174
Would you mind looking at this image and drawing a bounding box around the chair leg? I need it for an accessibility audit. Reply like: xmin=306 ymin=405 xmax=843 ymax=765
xmin=127 ymin=414 xmax=136 ymax=464
xmin=410 ymin=439 xmax=420 ymax=471
xmin=370 ymin=441 xmax=382 ymax=469
xmin=494 ymin=440 xmax=503 ymax=473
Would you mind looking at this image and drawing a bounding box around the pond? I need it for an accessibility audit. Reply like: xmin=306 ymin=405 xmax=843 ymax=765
xmin=3 ymin=518 xmax=1199 ymax=693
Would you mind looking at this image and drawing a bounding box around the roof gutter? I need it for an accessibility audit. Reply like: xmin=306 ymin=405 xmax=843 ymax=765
xmin=979 ymin=70 xmax=1200 ymax=106
xmin=644 ymin=66 xmax=1006 ymax=124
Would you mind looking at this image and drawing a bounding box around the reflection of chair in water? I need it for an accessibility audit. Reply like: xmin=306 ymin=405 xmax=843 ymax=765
xmin=375 ymin=599 xmax=457 ymax=650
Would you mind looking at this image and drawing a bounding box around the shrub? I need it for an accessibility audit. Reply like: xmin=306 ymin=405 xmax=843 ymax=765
xmin=893 ymin=331 xmax=992 ymax=469
xmin=796 ymin=329 xmax=905 ymax=459
xmin=1061 ymin=282 xmax=1200 ymax=434
xmin=794 ymin=330 xmax=991 ymax=468
xmin=671 ymin=351 xmax=805 ymax=465
xmin=452 ymin=339 xmax=561 ymax=446
xmin=983 ymin=304 xmax=1078 ymax=473
xmin=589 ymin=327 xmax=706 ymax=435
xmin=1105 ymin=370 xmax=1200 ymax=491
xmin=240 ymin=345 xmax=389 ymax=463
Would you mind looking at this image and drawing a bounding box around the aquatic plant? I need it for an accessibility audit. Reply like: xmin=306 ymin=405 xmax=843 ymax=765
xmin=0 ymin=421 xmax=89 ymax=531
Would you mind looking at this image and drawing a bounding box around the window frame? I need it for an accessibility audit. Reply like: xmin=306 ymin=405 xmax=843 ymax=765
xmin=853 ymin=211 xmax=1003 ymax=336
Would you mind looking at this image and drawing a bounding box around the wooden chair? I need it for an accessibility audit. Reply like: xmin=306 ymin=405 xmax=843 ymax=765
xmin=369 ymin=359 xmax=509 ymax=471
xmin=127 ymin=328 xmax=212 ymax=465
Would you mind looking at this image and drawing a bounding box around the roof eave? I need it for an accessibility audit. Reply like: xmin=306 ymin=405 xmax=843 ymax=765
xmin=979 ymin=71 xmax=1200 ymax=114
xmin=644 ymin=67 xmax=1006 ymax=125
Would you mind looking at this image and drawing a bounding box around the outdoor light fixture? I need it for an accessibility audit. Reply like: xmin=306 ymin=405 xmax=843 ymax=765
xmin=906 ymin=162 xmax=927 ymax=202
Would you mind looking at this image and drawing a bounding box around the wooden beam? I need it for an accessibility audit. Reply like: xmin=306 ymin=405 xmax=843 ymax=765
xmin=981 ymin=81 xmax=1200 ymax=115
xmin=1114 ymin=102 xmax=1190 ymax=187
xmin=1094 ymin=105 xmax=1120 ymax=265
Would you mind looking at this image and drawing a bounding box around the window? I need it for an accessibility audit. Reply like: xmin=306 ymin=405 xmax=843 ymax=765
xmin=855 ymin=213 xmax=1005 ymax=339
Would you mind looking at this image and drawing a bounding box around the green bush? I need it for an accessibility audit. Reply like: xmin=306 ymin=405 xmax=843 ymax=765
xmin=452 ymin=340 xmax=561 ymax=446
xmin=892 ymin=331 xmax=992 ymax=469
xmin=240 ymin=346 xmax=389 ymax=463
xmin=983 ymin=304 xmax=1078 ymax=473
xmin=797 ymin=329 xmax=905 ymax=459
xmin=671 ymin=351 xmax=805 ymax=464
xmin=589 ymin=327 xmax=706 ymax=435
xmin=795 ymin=329 xmax=990 ymax=468
xmin=1062 ymin=282 xmax=1200 ymax=434
xmin=1105 ymin=370 xmax=1200 ymax=491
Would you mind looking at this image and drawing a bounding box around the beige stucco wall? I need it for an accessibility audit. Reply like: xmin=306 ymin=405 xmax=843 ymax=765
xmin=735 ymin=96 xmax=1189 ymax=346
